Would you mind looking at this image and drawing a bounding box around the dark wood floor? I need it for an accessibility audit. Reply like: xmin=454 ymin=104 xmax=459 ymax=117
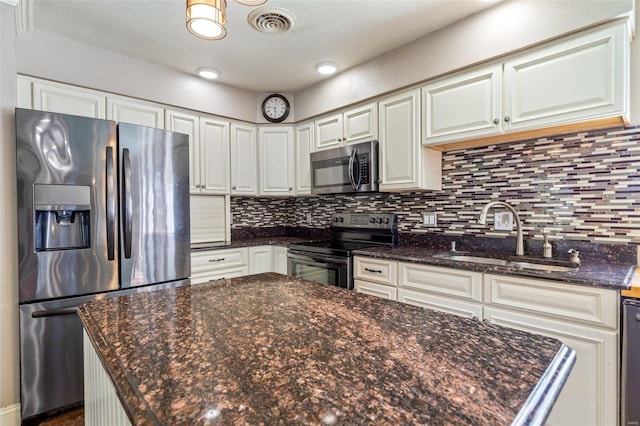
xmin=37 ymin=408 xmax=84 ymax=426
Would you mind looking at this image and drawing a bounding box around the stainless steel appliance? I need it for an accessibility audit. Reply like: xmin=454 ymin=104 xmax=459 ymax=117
xmin=287 ymin=213 xmax=397 ymax=290
xmin=310 ymin=140 xmax=379 ymax=194
xmin=622 ymin=298 xmax=640 ymax=425
xmin=16 ymin=108 xmax=191 ymax=421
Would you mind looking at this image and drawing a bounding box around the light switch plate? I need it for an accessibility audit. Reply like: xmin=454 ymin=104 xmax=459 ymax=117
xmin=422 ymin=212 xmax=437 ymax=227
xmin=494 ymin=212 xmax=513 ymax=231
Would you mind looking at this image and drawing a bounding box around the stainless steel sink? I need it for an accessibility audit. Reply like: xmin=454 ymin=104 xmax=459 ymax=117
xmin=433 ymin=252 xmax=577 ymax=273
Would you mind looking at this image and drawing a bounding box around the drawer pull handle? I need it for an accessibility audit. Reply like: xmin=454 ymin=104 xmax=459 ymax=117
xmin=209 ymin=258 xmax=226 ymax=262
xmin=364 ymin=268 xmax=383 ymax=274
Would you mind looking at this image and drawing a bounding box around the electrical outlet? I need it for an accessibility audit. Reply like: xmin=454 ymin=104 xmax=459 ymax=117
xmin=494 ymin=212 xmax=513 ymax=231
xmin=306 ymin=213 xmax=312 ymax=224
xmin=422 ymin=212 xmax=437 ymax=227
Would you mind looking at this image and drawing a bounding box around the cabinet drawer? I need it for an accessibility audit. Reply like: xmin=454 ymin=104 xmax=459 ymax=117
xmin=191 ymin=248 xmax=248 ymax=274
xmin=355 ymin=279 xmax=397 ymax=301
xmin=353 ymin=257 xmax=397 ymax=286
xmin=191 ymin=266 xmax=249 ymax=285
xmin=398 ymin=289 xmax=483 ymax=319
xmin=483 ymin=274 xmax=619 ymax=329
xmin=399 ymin=262 xmax=482 ymax=302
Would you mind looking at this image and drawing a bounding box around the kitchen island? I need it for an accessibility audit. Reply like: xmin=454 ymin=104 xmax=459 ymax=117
xmin=79 ymin=273 xmax=575 ymax=425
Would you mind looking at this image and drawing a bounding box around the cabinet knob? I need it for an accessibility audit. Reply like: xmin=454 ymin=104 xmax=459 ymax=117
xmin=288 ymin=187 xmax=292 ymax=191
xmin=232 ymin=186 xmax=237 ymax=190
xmin=493 ymin=118 xmax=499 ymax=125
xmin=504 ymin=116 xmax=511 ymax=122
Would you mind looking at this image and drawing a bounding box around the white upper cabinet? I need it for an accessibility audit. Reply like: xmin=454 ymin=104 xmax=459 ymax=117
xmin=294 ymin=121 xmax=314 ymax=196
xmin=107 ymin=96 xmax=165 ymax=128
xmin=165 ymin=109 xmax=201 ymax=194
xmin=422 ymin=20 xmax=629 ymax=146
xmin=422 ymin=64 xmax=503 ymax=144
xmin=503 ymin=21 xmax=628 ymax=132
xmin=258 ymin=126 xmax=295 ymax=196
xmin=314 ymin=102 xmax=378 ymax=151
xmin=378 ymin=89 xmax=441 ymax=191
xmin=199 ymin=118 xmax=230 ymax=194
xmin=30 ymin=80 xmax=106 ymax=119
xmin=230 ymin=123 xmax=259 ymax=196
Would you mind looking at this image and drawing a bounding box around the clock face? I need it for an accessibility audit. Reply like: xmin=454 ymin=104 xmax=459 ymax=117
xmin=262 ymin=94 xmax=290 ymax=123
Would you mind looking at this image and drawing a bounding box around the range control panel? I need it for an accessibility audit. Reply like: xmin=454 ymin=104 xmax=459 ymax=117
xmin=330 ymin=213 xmax=397 ymax=229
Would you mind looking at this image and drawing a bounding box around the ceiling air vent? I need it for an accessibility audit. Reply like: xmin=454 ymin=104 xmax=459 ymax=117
xmin=248 ymin=7 xmax=295 ymax=34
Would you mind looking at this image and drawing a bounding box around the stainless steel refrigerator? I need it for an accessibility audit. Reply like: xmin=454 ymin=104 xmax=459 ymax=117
xmin=15 ymin=108 xmax=191 ymax=421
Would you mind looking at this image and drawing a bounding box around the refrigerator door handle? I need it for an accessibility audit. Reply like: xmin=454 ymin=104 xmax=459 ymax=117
xmin=123 ymin=148 xmax=133 ymax=259
xmin=105 ymin=146 xmax=116 ymax=261
xmin=31 ymin=307 xmax=78 ymax=318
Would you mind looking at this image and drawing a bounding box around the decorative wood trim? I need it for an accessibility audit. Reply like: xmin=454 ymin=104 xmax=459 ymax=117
xmin=429 ymin=117 xmax=628 ymax=152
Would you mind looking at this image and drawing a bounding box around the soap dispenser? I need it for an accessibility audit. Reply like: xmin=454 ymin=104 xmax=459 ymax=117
xmin=542 ymin=231 xmax=552 ymax=258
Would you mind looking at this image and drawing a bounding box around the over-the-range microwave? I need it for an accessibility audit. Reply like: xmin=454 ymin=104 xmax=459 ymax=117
xmin=310 ymin=140 xmax=379 ymax=194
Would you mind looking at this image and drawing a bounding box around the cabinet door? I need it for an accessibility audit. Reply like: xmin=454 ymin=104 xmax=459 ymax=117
xmin=294 ymin=122 xmax=313 ymax=195
xmin=397 ymin=289 xmax=482 ymax=319
xmin=273 ymin=246 xmax=289 ymax=275
xmin=504 ymin=21 xmax=628 ymax=132
xmin=355 ymin=279 xmax=397 ymax=301
xmin=32 ymin=81 xmax=106 ymax=118
xmin=484 ymin=306 xmax=619 ymax=426
xmin=249 ymin=246 xmax=273 ymax=274
xmin=200 ymin=118 xmax=230 ymax=194
xmin=343 ymin=102 xmax=377 ymax=145
xmin=378 ymin=89 xmax=422 ymax=190
xmin=166 ymin=109 xmax=200 ymax=194
xmin=258 ymin=127 xmax=294 ymax=196
xmin=107 ymin=97 xmax=164 ymax=128
xmin=230 ymin=123 xmax=258 ymax=196
xmin=422 ymin=64 xmax=502 ymax=145
xmin=314 ymin=113 xmax=343 ymax=151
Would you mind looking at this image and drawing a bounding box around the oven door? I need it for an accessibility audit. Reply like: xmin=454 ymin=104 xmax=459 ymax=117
xmin=287 ymin=250 xmax=352 ymax=290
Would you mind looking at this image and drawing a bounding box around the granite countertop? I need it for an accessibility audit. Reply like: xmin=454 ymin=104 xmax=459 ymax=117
xmin=80 ymin=273 xmax=575 ymax=425
xmin=354 ymin=246 xmax=636 ymax=291
xmin=191 ymin=237 xmax=315 ymax=251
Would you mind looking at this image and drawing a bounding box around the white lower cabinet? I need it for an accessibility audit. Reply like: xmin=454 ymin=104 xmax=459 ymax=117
xmin=249 ymin=246 xmax=273 ymax=274
xmin=354 ymin=279 xmax=397 ymax=300
xmin=273 ymin=246 xmax=289 ymax=274
xmin=191 ymin=248 xmax=249 ymax=284
xmin=354 ymin=256 xmax=619 ymax=426
xmin=484 ymin=306 xmax=618 ymax=426
xmin=483 ymin=273 xmax=619 ymax=426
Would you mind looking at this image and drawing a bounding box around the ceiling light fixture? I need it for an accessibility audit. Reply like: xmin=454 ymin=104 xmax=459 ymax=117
xmin=186 ymin=0 xmax=267 ymax=40
xmin=197 ymin=67 xmax=220 ymax=79
xmin=316 ymin=62 xmax=337 ymax=75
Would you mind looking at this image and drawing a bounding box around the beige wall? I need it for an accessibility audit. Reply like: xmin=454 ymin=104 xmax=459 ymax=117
xmin=0 ymin=1 xmax=19 ymax=413
xmin=295 ymin=0 xmax=635 ymax=121
xmin=16 ymin=31 xmax=259 ymax=123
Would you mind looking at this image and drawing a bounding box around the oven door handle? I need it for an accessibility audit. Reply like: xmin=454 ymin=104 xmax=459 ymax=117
xmin=288 ymin=252 xmax=349 ymax=268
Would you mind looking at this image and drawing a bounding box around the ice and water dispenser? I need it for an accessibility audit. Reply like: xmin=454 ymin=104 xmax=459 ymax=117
xmin=34 ymin=184 xmax=91 ymax=251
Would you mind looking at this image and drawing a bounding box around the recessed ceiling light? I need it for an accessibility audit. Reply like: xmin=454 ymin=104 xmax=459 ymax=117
xmin=316 ymin=62 xmax=337 ymax=75
xmin=197 ymin=67 xmax=220 ymax=80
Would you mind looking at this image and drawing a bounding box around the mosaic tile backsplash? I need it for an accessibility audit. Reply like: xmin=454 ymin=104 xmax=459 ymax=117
xmin=231 ymin=126 xmax=640 ymax=246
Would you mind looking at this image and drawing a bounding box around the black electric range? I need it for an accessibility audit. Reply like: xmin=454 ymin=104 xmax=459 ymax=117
xmin=287 ymin=213 xmax=397 ymax=290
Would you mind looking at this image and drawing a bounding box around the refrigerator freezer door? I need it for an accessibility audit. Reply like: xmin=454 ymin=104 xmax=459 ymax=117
xmin=117 ymin=123 xmax=191 ymax=287
xmin=16 ymin=108 xmax=119 ymax=302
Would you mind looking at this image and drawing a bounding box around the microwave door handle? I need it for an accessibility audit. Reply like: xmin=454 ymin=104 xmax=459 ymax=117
xmin=348 ymin=149 xmax=357 ymax=191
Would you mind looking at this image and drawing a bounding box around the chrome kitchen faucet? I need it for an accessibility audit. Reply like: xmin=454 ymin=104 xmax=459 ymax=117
xmin=478 ymin=201 xmax=524 ymax=256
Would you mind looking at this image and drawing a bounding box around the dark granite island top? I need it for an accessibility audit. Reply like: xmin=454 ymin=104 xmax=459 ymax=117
xmin=79 ymin=273 xmax=575 ymax=425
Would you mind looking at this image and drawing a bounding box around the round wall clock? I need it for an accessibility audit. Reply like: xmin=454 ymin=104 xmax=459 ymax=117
xmin=261 ymin=94 xmax=290 ymax=123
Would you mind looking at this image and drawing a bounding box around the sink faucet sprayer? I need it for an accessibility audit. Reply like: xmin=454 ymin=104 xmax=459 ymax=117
xmin=478 ymin=201 xmax=524 ymax=256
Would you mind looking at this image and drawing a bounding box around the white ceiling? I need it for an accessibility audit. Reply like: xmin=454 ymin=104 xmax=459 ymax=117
xmin=22 ymin=0 xmax=502 ymax=93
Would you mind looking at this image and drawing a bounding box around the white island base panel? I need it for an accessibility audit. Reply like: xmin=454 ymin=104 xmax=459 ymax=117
xmin=83 ymin=330 xmax=131 ymax=426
